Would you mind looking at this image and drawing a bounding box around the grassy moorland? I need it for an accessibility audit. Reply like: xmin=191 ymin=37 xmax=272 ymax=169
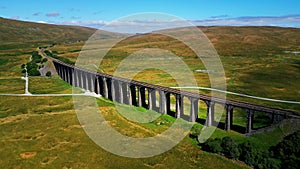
xmin=0 ymin=18 xmax=248 ymax=168
xmin=48 ymin=26 xmax=300 ymax=113
xmin=0 ymin=97 xmax=252 ymax=169
xmin=0 ymin=17 xmax=96 ymax=44
xmin=0 ymin=18 xmax=300 ymax=168
xmin=0 ymin=47 xmax=251 ymax=169
xmin=0 ymin=79 xmax=298 ymax=168
xmin=47 ymin=26 xmax=300 ymax=134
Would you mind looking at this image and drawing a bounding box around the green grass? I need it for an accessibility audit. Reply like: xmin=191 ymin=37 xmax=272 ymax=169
xmin=0 ymin=78 xmax=24 ymax=94
xmin=0 ymin=46 xmax=249 ymax=168
xmin=0 ymin=71 xmax=294 ymax=168
xmin=46 ymin=27 xmax=300 ymax=113
xmin=0 ymin=51 xmax=30 ymax=78
xmin=1 ymin=24 xmax=300 ymax=168
xmin=28 ymin=76 xmax=83 ymax=94
xmin=0 ymin=59 xmax=8 ymax=65
xmin=0 ymin=17 xmax=96 ymax=44
xmin=0 ymin=96 xmax=74 ymax=118
xmin=0 ymin=95 xmax=250 ymax=169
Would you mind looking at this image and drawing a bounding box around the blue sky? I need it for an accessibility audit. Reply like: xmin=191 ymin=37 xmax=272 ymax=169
xmin=1 ymin=0 xmax=300 ymax=31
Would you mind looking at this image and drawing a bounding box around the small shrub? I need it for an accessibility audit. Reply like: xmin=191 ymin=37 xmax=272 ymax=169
xmin=190 ymin=126 xmax=201 ymax=138
xmin=238 ymin=140 xmax=264 ymax=167
xmin=46 ymin=71 xmax=52 ymax=77
xmin=202 ymin=138 xmax=223 ymax=154
xmin=221 ymin=137 xmax=240 ymax=160
xmin=28 ymin=69 xmax=40 ymax=76
xmin=42 ymin=58 xmax=48 ymax=63
xmin=35 ymin=59 xmax=42 ymax=63
xmin=32 ymin=51 xmax=39 ymax=57
xmin=257 ymin=157 xmax=281 ymax=169
xmin=270 ymin=131 xmax=300 ymax=169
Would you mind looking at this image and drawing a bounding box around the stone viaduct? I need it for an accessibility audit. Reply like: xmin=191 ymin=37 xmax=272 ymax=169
xmin=51 ymin=57 xmax=299 ymax=134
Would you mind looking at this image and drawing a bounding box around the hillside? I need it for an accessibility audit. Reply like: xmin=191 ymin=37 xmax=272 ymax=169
xmin=1 ymin=17 xmax=300 ymax=54
xmin=0 ymin=17 xmax=299 ymax=169
xmin=0 ymin=17 xmax=127 ymax=46
xmin=0 ymin=17 xmax=299 ymax=111
xmin=201 ymin=26 xmax=300 ymax=57
xmin=59 ymin=25 xmax=298 ymax=112
xmin=110 ymin=26 xmax=300 ymax=57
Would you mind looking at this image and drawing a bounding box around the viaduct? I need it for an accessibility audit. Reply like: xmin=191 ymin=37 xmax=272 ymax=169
xmin=48 ymin=54 xmax=299 ymax=134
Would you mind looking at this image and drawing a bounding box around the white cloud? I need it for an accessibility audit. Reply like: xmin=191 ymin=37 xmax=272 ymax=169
xmin=102 ymin=19 xmax=193 ymax=33
xmin=37 ymin=20 xmax=46 ymax=23
xmin=10 ymin=16 xmax=19 ymax=20
xmin=46 ymin=12 xmax=60 ymax=17
xmin=33 ymin=12 xmax=42 ymax=16
xmin=56 ymin=20 xmax=108 ymax=28
xmin=191 ymin=15 xmax=300 ymax=28
xmin=210 ymin=15 xmax=229 ymax=19
xmin=43 ymin=14 xmax=300 ymax=33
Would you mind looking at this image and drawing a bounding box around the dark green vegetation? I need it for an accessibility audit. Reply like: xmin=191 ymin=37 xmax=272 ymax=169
xmin=201 ymin=131 xmax=300 ymax=169
xmin=0 ymin=18 xmax=299 ymax=168
xmin=46 ymin=71 xmax=52 ymax=77
xmin=271 ymin=131 xmax=300 ymax=169
xmin=22 ymin=51 xmax=48 ymax=76
xmin=44 ymin=50 xmax=75 ymax=65
xmin=0 ymin=58 xmax=8 ymax=65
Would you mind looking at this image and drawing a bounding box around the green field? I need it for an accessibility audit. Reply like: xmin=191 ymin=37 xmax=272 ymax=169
xmin=49 ymin=27 xmax=300 ymax=113
xmin=45 ymin=26 xmax=300 ymax=134
xmin=0 ymin=43 xmax=299 ymax=169
xmin=0 ymin=43 xmax=251 ymax=168
xmin=0 ymin=18 xmax=299 ymax=168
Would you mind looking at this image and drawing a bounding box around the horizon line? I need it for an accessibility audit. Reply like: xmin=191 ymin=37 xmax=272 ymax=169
xmin=1 ymin=15 xmax=300 ymax=34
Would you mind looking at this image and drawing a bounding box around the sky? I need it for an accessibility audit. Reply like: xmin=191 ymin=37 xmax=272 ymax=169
xmin=1 ymin=0 xmax=300 ymax=32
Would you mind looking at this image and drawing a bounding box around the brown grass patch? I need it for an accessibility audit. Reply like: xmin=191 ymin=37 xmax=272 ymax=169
xmin=20 ymin=152 xmax=37 ymax=159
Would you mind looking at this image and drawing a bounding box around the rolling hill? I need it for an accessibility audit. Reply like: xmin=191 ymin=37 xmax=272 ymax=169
xmin=0 ymin=17 xmax=128 ymax=46
xmin=0 ymin=17 xmax=299 ymax=111
xmin=110 ymin=26 xmax=300 ymax=57
xmin=201 ymin=26 xmax=300 ymax=57
xmin=0 ymin=16 xmax=299 ymax=169
xmin=1 ymin=17 xmax=300 ymax=55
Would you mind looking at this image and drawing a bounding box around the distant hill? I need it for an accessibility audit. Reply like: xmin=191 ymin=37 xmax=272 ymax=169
xmin=111 ymin=26 xmax=300 ymax=57
xmin=1 ymin=17 xmax=300 ymax=57
xmin=200 ymin=26 xmax=300 ymax=57
xmin=0 ymin=17 xmax=125 ymax=45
